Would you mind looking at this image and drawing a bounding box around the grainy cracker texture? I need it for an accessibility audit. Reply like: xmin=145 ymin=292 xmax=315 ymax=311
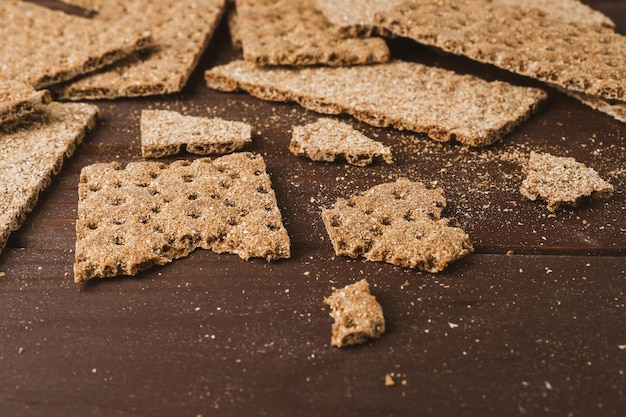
xmin=0 ymin=102 xmax=98 ymax=255
xmin=205 ymin=60 xmax=546 ymax=147
xmin=322 ymin=178 xmax=473 ymax=272
xmin=74 ymin=152 xmax=290 ymax=282
xmin=324 ymin=279 xmax=385 ymax=348
xmin=0 ymin=81 xmax=51 ymax=126
xmin=141 ymin=110 xmax=252 ymax=158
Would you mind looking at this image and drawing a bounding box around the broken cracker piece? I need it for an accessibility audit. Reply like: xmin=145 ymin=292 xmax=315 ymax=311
xmin=74 ymin=152 xmax=290 ymax=282
xmin=520 ymin=151 xmax=613 ymax=212
xmin=321 ymin=178 xmax=473 ymax=272
xmin=141 ymin=110 xmax=252 ymax=158
xmin=290 ymin=118 xmax=392 ymax=166
xmin=324 ymin=279 xmax=385 ymax=348
xmin=0 ymin=81 xmax=51 ymax=126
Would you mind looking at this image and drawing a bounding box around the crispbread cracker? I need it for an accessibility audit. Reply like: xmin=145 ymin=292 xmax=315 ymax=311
xmin=0 ymin=102 xmax=98 ymax=255
xmin=0 ymin=81 xmax=51 ymax=126
xmin=520 ymin=152 xmax=614 ymax=212
xmin=141 ymin=110 xmax=252 ymax=158
xmin=74 ymin=152 xmax=290 ymax=282
xmin=321 ymin=178 xmax=473 ymax=273
xmin=0 ymin=0 xmax=152 ymax=89
xmin=235 ymin=0 xmax=389 ymax=67
xmin=374 ymin=0 xmax=626 ymax=101
xmin=290 ymin=118 xmax=392 ymax=166
xmin=205 ymin=60 xmax=546 ymax=147
xmin=54 ymin=0 xmax=227 ymax=99
xmin=324 ymin=279 xmax=385 ymax=348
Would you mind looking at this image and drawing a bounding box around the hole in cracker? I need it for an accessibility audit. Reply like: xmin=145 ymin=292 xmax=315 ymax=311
xmin=149 ymin=171 xmax=159 ymax=179
xmin=267 ymin=223 xmax=280 ymax=232
xmin=254 ymin=170 xmax=262 ymax=176
xmin=369 ymin=226 xmax=382 ymax=236
xmin=88 ymin=184 xmax=101 ymax=192
xmin=337 ymin=240 xmax=347 ymax=250
xmin=138 ymin=215 xmax=149 ymax=224
xmin=264 ymin=204 xmax=273 ymax=212
xmin=151 ymin=205 xmax=161 ymax=214
xmin=393 ymin=190 xmax=406 ymax=200
xmin=210 ymin=193 xmax=221 ymax=200
xmin=219 ymin=180 xmax=231 ymax=189
xmin=136 ymin=181 xmax=148 ymax=188
xmin=182 ymin=175 xmax=194 ymax=183
xmin=113 ymin=236 xmax=124 ymax=246
xmin=428 ymin=212 xmax=436 ymax=220
xmin=364 ymin=209 xmax=373 ymax=215
xmin=148 ymin=187 xmax=159 ymax=196
xmin=329 ymin=215 xmax=341 ymax=228
xmin=403 ymin=211 xmax=414 ymax=222
xmin=224 ymin=199 xmax=236 ymax=208
xmin=347 ymin=200 xmax=356 ymax=208
xmin=257 ymin=185 xmax=268 ymax=194
xmin=112 ymin=180 xmax=122 ymax=188
xmin=113 ymin=219 xmax=124 ymax=225
xmin=161 ymin=244 xmax=171 ymax=253
xmin=381 ymin=216 xmax=392 ymax=226
xmin=86 ymin=221 xmax=98 ymax=230
xmin=227 ymin=217 xmax=239 ymax=226
xmin=188 ymin=193 xmax=198 ymax=200
xmin=187 ymin=211 xmax=201 ymax=219
xmin=107 ymin=196 xmax=126 ymax=206
xmin=180 ymin=161 xmax=191 ymax=167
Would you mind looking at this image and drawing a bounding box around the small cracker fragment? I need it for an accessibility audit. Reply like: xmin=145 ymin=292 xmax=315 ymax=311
xmin=290 ymin=118 xmax=392 ymax=166
xmin=520 ymin=151 xmax=613 ymax=212
xmin=0 ymin=102 xmax=99 ymax=255
xmin=0 ymin=81 xmax=51 ymax=126
xmin=235 ymin=0 xmax=389 ymax=67
xmin=323 ymin=279 xmax=385 ymax=348
xmin=205 ymin=60 xmax=546 ymax=147
xmin=0 ymin=0 xmax=152 ymax=89
xmin=321 ymin=178 xmax=473 ymax=273
xmin=74 ymin=152 xmax=290 ymax=282
xmin=141 ymin=110 xmax=252 ymax=158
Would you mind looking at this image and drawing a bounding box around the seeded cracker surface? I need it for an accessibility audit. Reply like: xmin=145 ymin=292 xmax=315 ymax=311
xmin=0 ymin=0 xmax=152 ymax=89
xmin=0 ymin=81 xmax=51 ymax=126
xmin=322 ymin=178 xmax=473 ymax=273
xmin=205 ymin=60 xmax=546 ymax=147
xmin=520 ymin=152 xmax=614 ymax=212
xmin=54 ymin=0 xmax=227 ymax=99
xmin=0 ymin=102 xmax=98 ymax=255
xmin=324 ymin=279 xmax=385 ymax=348
xmin=290 ymin=118 xmax=392 ymax=166
xmin=74 ymin=152 xmax=290 ymax=282
xmin=141 ymin=110 xmax=252 ymax=158
xmin=235 ymin=0 xmax=389 ymax=67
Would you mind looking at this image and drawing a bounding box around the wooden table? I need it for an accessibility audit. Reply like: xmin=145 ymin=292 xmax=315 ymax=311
xmin=2 ymin=1 xmax=625 ymax=416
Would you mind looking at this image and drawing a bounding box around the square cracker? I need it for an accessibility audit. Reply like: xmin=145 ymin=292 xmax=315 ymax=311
xmin=205 ymin=60 xmax=547 ymax=147
xmin=0 ymin=102 xmax=99 ymax=255
xmin=235 ymin=0 xmax=389 ymax=67
xmin=0 ymin=81 xmax=51 ymax=126
xmin=74 ymin=152 xmax=291 ymax=282
xmin=0 ymin=0 xmax=152 ymax=89
xmin=54 ymin=0 xmax=227 ymax=99
xmin=141 ymin=110 xmax=252 ymax=158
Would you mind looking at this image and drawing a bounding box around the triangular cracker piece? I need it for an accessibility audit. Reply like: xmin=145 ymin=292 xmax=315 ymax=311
xmin=520 ymin=151 xmax=614 ymax=212
xmin=74 ymin=152 xmax=290 ymax=282
xmin=205 ymin=60 xmax=546 ymax=147
xmin=322 ymin=178 xmax=473 ymax=273
xmin=0 ymin=102 xmax=98 ymax=255
xmin=0 ymin=0 xmax=152 ymax=89
xmin=141 ymin=110 xmax=252 ymax=158
xmin=290 ymin=118 xmax=392 ymax=166
xmin=0 ymin=81 xmax=51 ymax=126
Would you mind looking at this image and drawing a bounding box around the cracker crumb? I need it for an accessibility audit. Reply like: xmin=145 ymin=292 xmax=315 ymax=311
xmin=384 ymin=374 xmax=395 ymax=387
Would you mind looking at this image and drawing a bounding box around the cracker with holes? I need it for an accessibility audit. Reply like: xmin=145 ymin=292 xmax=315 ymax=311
xmin=321 ymin=178 xmax=473 ymax=272
xmin=290 ymin=118 xmax=392 ymax=166
xmin=324 ymin=279 xmax=385 ymax=348
xmin=74 ymin=152 xmax=290 ymax=282
xmin=0 ymin=81 xmax=51 ymax=126
xmin=520 ymin=151 xmax=613 ymax=212
xmin=141 ymin=110 xmax=252 ymax=158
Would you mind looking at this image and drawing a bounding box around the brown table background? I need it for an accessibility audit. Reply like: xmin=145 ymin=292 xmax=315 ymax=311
xmin=2 ymin=1 xmax=625 ymax=416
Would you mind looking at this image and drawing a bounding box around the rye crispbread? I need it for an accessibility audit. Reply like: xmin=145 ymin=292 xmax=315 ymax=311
xmin=0 ymin=102 xmax=98 ymax=255
xmin=141 ymin=110 xmax=252 ymax=158
xmin=74 ymin=152 xmax=290 ymax=282
xmin=290 ymin=118 xmax=392 ymax=166
xmin=0 ymin=0 xmax=152 ymax=89
xmin=0 ymin=81 xmax=51 ymax=127
xmin=374 ymin=0 xmax=626 ymax=101
xmin=205 ymin=60 xmax=546 ymax=147
xmin=321 ymin=178 xmax=473 ymax=273
xmin=324 ymin=279 xmax=385 ymax=348
xmin=54 ymin=0 xmax=227 ymax=99
xmin=520 ymin=152 xmax=614 ymax=212
xmin=235 ymin=0 xmax=389 ymax=67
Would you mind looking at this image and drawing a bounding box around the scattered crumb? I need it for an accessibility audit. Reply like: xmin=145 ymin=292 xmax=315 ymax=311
xmin=385 ymin=373 xmax=395 ymax=387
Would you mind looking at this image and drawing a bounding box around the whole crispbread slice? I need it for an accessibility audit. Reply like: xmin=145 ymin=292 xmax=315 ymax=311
xmin=324 ymin=279 xmax=385 ymax=348
xmin=321 ymin=178 xmax=473 ymax=273
xmin=54 ymin=0 xmax=227 ymax=99
xmin=141 ymin=110 xmax=252 ymax=158
xmin=235 ymin=0 xmax=389 ymax=67
xmin=374 ymin=0 xmax=626 ymax=101
xmin=0 ymin=81 xmax=51 ymax=126
xmin=0 ymin=102 xmax=98 ymax=255
xmin=74 ymin=152 xmax=290 ymax=282
xmin=520 ymin=151 xmax=614 ymax=212
xmin=0 ymin=0 xmax=152 ymax=89
xmin=205 ymin=60 xmax=547 ymax=147
xmin=290 ymin=118 xmax=392 ymax=166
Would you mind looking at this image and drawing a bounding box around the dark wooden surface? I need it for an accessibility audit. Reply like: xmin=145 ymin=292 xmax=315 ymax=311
xmin=2 ymin=1 xmax=625 ymax=416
